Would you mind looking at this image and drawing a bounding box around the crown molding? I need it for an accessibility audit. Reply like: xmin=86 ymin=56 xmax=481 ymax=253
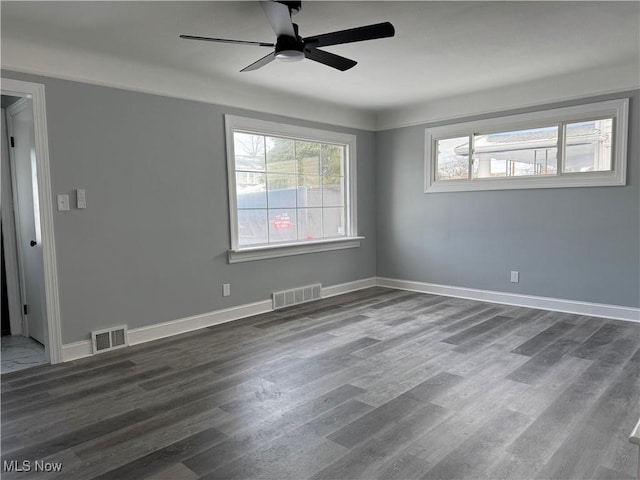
xmin=1 ymin=37 xmax=377 ymax=131
xmin=2 ymin=37 xmax=638 ymax=133
xmin=375 ymin=62 xmax=640 ymax=131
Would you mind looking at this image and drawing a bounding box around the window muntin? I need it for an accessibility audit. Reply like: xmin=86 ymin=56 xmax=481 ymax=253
xmin=226 ymin=115 xmax=358 ymax=257
xmin=425 ymin=99 xmax=628 ymax=193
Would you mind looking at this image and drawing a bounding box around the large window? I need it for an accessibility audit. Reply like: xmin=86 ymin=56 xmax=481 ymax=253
xmin=425 ymin=99 xmax=628 ymax=193
xmin=225 ymin=115 xmax=360 ymax=263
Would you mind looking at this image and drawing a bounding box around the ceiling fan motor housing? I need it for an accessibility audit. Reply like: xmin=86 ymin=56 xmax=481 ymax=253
xmin=275 ymin=24 xmax=304 ymax=61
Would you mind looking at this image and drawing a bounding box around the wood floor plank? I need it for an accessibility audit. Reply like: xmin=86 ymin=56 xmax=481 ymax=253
xmin=510 ymin=321 xmax=576 ymax=356
xmin=276 ymin=314 xmax=370 ymax=343
xmin=200 ymin=429 xmax=346 ymax=480
xmin=441 ymin=315 xmax=510 ymax=345
xmin=1 ymin=409 xmax=152 ymax=462
xmin=505 ymin=338 xmax=581 ymax=385
xmin=571 ymin=322 xmax=633 ymax=359
xmin=144 ymin=462 xmax=198 ymax=480
xmin=327 ymin=390 xmax=424 ymax=449
xmin=182 ymin=384 xmax=364 ymax=476
xmin=90 ymin=426 xmax=228 ymax=480
xmin=592 ymin=465 xmax=635 ymax=480
xmin=311 ymin=402 xmax=449 ymax=480
xmin=1 ymin=287 xmax=637 ymax=480
xmin=422 ymin=408 xmax=530 ymax=480
xmin=503 ymin=336 xmax=639 ymax=475
xmin=439 ymin=306 xmax=507 ymax=333
xmin=534 ymin=347 xmax=640 ymax=479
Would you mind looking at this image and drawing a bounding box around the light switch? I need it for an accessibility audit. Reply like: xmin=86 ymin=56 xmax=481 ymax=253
xmin=57 ymin=194 xmax=70 ymax=211
xmin=77 ymin=189 xmax=86 ymax=209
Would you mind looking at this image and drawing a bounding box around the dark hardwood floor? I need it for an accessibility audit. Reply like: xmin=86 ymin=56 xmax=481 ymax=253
xmin=1 ymin=287 xmax=639 ymax=479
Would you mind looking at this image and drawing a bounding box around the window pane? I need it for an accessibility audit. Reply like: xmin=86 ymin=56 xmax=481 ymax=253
xmin=238 ymin=210 xmax=268 ymax=246
xmin=564 ymin=119 xmax=613 ymax=172
xmin=473 ymin=126 xmax=558 ymax=178
xmin=297 ymin=208 xmax=322 ymax=240
xmin=298 ymin=175 xmax=321 ymax=208
xmin=267 ymin=174 xmax=297 ymax=208
xmin=234 ymin=133 xmax=265 ymax=172
xmin=322 ymin=177 xmax=344 ymax=207
xmin=266 ymin=137 xmax=296 ymax=173
xmin=296 ymin=141 xmax=321 ymax=176
xmin=236 ymin=172 xmax=266 ymax=209
xmin=323 ymin=207 xmax=345 ymax=238
xmin=322 ymin=144 xmax=345 ymax=176
xmin=268 ymin=209 xmax=297 ymax=243
xmin=230 ymin=117 xmax=355 ymax=251
xmin=436 ymin=137 xmax=469 ymax=180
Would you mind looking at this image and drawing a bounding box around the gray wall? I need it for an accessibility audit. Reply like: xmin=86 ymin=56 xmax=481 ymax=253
xmin=4 ymin=68 xmax=638 ymax=346
xmin=376 ymin=90 xmax=640 ymax=308
xmin=3 ymin=71 xmax=377 ymax=344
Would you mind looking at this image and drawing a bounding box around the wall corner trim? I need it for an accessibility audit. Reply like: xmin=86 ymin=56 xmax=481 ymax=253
xmin=376 ymin=277 xmax=640 ymax=323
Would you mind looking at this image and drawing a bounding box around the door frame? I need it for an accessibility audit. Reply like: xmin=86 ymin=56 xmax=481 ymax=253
xmin=1 ymin=78 xmax=62 ymax=364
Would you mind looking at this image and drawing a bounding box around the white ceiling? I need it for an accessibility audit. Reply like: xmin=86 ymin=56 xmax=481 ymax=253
xmin=2 ymin=1 xmax=639 ymax=130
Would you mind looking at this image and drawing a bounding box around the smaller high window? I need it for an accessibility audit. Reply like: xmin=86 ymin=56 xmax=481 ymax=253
xmin=425 ymin=99 xmax=628 ymax=193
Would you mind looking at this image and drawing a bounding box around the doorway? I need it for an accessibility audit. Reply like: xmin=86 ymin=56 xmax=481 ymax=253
xmin=1 ymin=78 xmax=62 ymax=369
xmin=2 ymin=97 xmax=47 ymax=372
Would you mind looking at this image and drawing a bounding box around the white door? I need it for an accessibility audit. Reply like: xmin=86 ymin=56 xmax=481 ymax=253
xmin=7 ymin=99 xmax=47 ymax=345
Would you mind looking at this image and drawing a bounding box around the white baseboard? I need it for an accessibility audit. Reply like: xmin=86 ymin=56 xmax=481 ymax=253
xmin=61 ymin=277 xmax=377 ymax=362
xmin=128 ymin=299 xmax=273 ymax=347
xmin=62 ymin=299 xmax=272 ymax=363
xmin=62 ymin=275 xmax=639 ymax=362
xmin=322 ymin=277 xmax=377 ymax=298
xmin=376 ymin=277 xmax=640 ymax=323
xmin=62 ymin=340 xmax=94 ymax=362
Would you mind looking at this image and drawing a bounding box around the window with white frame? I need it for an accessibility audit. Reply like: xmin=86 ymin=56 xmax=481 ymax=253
xmin=425 ymin=99 xmax=628 ymax=193
xmin=225 ymin=115 xmax=360 ymax=263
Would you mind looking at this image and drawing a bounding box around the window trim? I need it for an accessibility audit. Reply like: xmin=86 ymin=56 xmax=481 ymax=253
xmin=225 ymin=114 xmax=359 ymax=263
xmin=424 ymin=98 xmax=629 ymax=193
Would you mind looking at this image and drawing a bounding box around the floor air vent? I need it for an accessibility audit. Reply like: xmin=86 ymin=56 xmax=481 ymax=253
xmin=272 ymin=283 xmax=322 ymax=310
xmin=91 ymin=325 xmax=129 ymax=354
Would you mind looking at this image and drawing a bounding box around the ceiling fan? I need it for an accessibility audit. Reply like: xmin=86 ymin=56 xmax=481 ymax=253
xmin=180 ymin=1 xmax=395 ymax=72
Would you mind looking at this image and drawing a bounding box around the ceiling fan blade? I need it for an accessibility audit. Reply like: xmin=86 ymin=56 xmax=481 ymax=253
xmin=260 ymin=1 xmax=296 ymax=37
xmin=304 ymin=48 xmax=357 ymax=71
xmin=180 ymin=35 xmax=274 ymax=47
xmin=240 ymin=52 xmax=277 ymax=72
xmin=304 ymin=22 xmax=395 ymax=48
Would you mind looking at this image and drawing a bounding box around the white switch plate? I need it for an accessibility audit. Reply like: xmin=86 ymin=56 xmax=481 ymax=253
xmin=510 ymin=271 xmax=519 ymax=283
xmin=57 ymin=194 xmax=70 ymax=211
xmin=77 ymin=189 xmax=86 ymax=209
xmin=222 ymin=284 xmax=231 ymax=297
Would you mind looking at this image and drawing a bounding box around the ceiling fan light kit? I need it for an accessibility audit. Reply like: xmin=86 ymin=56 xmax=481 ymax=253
xmin=180 ymin=0 xmax=395 ymax=71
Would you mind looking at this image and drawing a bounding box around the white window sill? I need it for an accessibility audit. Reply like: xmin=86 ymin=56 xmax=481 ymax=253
xmin=425 ymin=170 xmax=626 ymax=193
xmin=228 ymin=237 xmax=364 ymax=263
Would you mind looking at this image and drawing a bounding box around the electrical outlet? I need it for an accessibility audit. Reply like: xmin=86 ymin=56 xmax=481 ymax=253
xmin=222 ymin=284 xmax=231 ymax=297
xmin=510 ymin=271 xmax=519 ymax=283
